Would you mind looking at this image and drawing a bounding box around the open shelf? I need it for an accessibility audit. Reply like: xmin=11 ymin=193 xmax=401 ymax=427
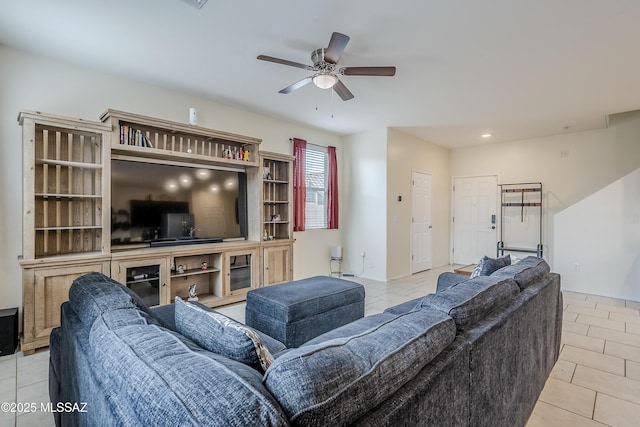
xmin=21 ymin=112 xmax=108 ymax=259
xmin=170 ymin=267 xmax=221 ymax=279
xmin=171 ymin=253 xmax=223 ymax=302
xmin=101 ymin=109 xmax=261 ymax=168
xmin=262 ymin=154 xmax=293 ymax=241
xmin=193 ymin=294 xmax=225 ymax=305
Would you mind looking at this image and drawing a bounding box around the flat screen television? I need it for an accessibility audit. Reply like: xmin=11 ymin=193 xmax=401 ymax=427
xmin=130 ymin=200 xmax=189 ymax=228
xmin=111 ymin=159 xmax=247 ymax=242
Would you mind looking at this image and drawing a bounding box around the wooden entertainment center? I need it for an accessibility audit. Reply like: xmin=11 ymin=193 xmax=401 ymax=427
xmin=18 ymin=109 xmax=294 ymax=354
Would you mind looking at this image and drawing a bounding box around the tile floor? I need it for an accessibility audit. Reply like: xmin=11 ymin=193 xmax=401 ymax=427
xmin=1 ymin=265 xmax=639 ymax=426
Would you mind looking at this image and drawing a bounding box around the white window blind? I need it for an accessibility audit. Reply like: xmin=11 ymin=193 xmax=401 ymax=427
xmin=305 ymin=144 xmax=328 ymax=229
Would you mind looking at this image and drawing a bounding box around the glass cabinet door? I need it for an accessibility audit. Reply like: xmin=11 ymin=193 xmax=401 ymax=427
xmin=113 ymin=258 xmax=167 ymax=307
xmin=225 ymin=248 xmax=257 ymax=297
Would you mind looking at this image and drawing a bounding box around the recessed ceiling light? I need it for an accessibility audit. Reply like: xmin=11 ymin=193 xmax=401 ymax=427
xmin=481 ymin=133 xmax=492 ymax=138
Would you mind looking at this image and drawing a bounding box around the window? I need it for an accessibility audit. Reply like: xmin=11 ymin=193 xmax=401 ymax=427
xmin=293 ymin=138 xmax=338 ymax=231
xmin=304 ymin=144 xmax=328 ymax=229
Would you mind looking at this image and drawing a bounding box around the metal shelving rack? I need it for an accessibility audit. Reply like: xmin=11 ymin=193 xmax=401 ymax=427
xmin=497 ymin=182 xmax=543 ymax=258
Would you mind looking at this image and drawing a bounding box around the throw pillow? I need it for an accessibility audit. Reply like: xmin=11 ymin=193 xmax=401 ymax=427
xmin=470 ymin=255 xmax=511 ymax=278
xmin=174 ymin=297 xmax=274 ymax=372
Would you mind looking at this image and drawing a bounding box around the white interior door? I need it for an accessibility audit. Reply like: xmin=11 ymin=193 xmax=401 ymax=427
xmin=411 ymin=172 xmax=432 ymax=273
xmin=453 ymin=176 xmax=498 ymax=265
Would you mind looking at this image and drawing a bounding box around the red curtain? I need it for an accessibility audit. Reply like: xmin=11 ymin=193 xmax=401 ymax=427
xmin=293 ymin=138 xmax=307 ymax=231
xmin=327 ymin=146 xmax=339 ymax=229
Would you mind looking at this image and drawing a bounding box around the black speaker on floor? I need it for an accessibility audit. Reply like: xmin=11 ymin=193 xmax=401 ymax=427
xmin=0 ymin=307 xmax=18 ymax=356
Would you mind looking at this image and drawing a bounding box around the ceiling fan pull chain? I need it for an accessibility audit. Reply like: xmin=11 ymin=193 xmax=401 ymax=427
xmin=331 ymin=88 xmax=335 ymax=118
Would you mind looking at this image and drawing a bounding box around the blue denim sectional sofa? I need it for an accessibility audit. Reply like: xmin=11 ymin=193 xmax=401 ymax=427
xmin=49 ymin=256 xmax=562 ymax=426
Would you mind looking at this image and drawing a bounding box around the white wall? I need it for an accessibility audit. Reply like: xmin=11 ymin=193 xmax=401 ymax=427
xmin=386 ymin=128 xmax=451 ymax=279
xmin=0 ymin=45 xmax=344 ymax=312
xmin=451 ymin=110 xmax=640 ymax=300
xmin=555 ymin=168 xmax=640 ymax=301
xmin=343 ymin=129 xmax=388 ymax=281
xmin=450 ymin=116 xmax=640 ymax=265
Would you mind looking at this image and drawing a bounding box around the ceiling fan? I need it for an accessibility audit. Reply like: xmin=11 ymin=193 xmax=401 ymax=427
xmin=257 ymin=32 xmax=396 ymax=101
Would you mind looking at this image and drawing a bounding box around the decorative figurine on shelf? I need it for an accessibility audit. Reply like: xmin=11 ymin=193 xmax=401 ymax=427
xmin=243 ymin=149 xmax=249 ymax=162
xmin=177 ymin=265 xmax=185 ymax=274
xmin=263 ymin=167 xmax=272 ymax=180
xmin=263 ymin=228 xmax=268 ymax=241
xmin=188 ymin=284 xmax=198 ymax=301
xmin=201 ymin=261 xmax=208 ymax=270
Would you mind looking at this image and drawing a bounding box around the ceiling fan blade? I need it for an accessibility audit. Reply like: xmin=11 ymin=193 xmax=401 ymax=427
xmin=279 ymin=77 xmax=313 ymax=94
xmin=324 ymin=32 xmax=350 ymax=64
xmin=257 ymin=55 xmax=313 ymax=71
xmin=333 ymin=79 xmax=354 ymax=101
xmin=340 ymin=66 xmax=396 ymax=76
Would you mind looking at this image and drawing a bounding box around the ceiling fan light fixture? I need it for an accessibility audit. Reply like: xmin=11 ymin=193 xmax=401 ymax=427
xmin=313 ymin=73 xmax=338 ymax=89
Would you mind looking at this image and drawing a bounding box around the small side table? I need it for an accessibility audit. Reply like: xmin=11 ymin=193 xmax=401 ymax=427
xmin=453 ymin=264 xmax=476 ymax=276
xmin=330 ymin=257 xmax=342 ymax=277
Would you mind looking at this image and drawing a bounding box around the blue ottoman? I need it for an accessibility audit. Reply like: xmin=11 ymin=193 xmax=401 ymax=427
xmin=245 ymin=276 xmax=365 ymax=348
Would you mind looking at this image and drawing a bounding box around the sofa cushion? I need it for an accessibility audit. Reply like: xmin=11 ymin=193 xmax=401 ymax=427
xmin=149 ymin=304 xmax=176 ymax=331
xmin=263 ymin=309 xmax=456 ymax=426
xmin=382 ymin=298 xmax=423 ymax=315
xmin=89 ymin=309 xmax=288 ymax=426
xmin=470 ymin=255 xmax=511 ymax=278
xmin=153 ymin=301 xmax=286 ymax=355
xmin=490 ymin=256 xmax=551 ymax=290
xmin=303 ymin=312 xmax=399 ymax=346
xmin=174 ymin=297 xmax=274 ymax=372
xmin=420 ymin=275 xmax=520 ymax=331
xmin=68 ymin=272 xmax=161 ymax=328
xmin=436 ymin=271 xmax=470 ymax=292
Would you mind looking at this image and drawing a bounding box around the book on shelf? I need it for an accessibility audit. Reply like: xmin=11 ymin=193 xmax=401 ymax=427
xmin=119 ymin=125 xmax=153 ymax=148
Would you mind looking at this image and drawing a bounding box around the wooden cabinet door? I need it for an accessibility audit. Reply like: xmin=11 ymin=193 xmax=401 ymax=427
xmin=23 ymin=262 xmax=109 ymax=354
xmin=263 ymin=244 xmax=292 ymax=286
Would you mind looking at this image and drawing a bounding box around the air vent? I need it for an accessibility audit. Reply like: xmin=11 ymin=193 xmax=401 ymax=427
xmin=182 ymin=0 xmax=208 ymax=9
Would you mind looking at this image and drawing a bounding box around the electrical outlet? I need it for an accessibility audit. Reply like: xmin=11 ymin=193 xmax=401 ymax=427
xmin=572 ymin=263 xmax=581 ymax=272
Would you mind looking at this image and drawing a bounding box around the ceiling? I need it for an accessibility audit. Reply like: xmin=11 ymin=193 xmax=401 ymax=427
xmin=1 ymin=0 xmax=640 ymax=148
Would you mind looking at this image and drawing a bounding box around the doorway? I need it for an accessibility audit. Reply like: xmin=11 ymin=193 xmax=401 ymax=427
xmin=411 ymin=171 xmax=432 ymax=273
xmin=452 ymin=175 xmax=498 ymax=265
